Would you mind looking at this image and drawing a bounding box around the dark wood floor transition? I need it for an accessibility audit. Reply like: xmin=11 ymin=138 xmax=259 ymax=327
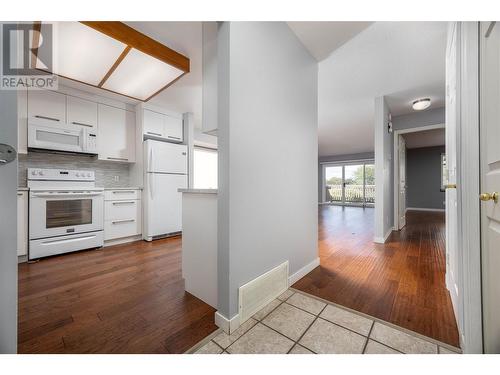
xmin=18 ymin=237 xmax=217 ymax=354
xmin=293 ymin=205 xmax=459 ymax=347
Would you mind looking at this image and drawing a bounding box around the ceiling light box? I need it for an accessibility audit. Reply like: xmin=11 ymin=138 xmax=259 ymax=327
xmin=35 ymin=21 xmax=190 ymax=101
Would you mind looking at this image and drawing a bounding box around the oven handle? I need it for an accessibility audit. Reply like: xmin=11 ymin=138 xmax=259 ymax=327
xmin=31 ymin=192 xmax=104 ymax=198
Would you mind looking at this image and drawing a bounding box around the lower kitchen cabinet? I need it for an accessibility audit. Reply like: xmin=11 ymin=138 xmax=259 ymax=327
xmin=17 ymin=191 xmax=28 ymax=257
xmin=104 ymin=189 xmax=142 ymax=242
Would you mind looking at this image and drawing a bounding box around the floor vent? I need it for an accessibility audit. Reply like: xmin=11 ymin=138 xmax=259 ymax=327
xmin=238 ymin=261 xmax=289 ymax=323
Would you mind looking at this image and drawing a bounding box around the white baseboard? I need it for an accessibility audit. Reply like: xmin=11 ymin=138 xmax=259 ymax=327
xmin=214 ymin=311 xmax=240 ymax=334
xmin=288 ymin=257 xmax=320 ymax=285
xmin=374 ymin=227 xmax=394 ymax=244
xmin=103 ymin=235 xmax=142 ymax=247
xmin=406 ymin=207 xmax=445 ymax=212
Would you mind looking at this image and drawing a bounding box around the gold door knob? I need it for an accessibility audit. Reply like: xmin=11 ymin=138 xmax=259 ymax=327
xmin=444 ymin=184 xmax=457 ymax=189
xmin=480 ymin=192 xmax=499 ymax=203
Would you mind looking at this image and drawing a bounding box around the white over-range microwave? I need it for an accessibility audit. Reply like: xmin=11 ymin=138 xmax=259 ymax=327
xmin=28 ymin=118 xmax=98 ymax=155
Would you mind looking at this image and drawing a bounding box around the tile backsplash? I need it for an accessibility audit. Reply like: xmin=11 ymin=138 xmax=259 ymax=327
xmin=18 ymin=151 xmax=132 ymax=188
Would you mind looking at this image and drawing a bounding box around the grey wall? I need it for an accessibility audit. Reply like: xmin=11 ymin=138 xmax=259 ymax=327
xmin=393 ymin=107 xmax=445 ymax=131
xmin=374 ymin=96 xmax=394 ymax=241
xmin=217 ymin=22 xmax=318 ymax=319
xmin=406 ymin=146 xmax=445 ymax=209
xmin=318 ymin=152 xmax=374 ymax=203
xmin=0 ymin=89 xmax=18 ymax=353
xmin=18 ymin=152 xmax=131 ymax=188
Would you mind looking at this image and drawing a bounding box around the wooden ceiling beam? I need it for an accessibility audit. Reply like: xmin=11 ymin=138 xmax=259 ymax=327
xmin=80 ymin=21 xmax=190 ymax=73
xmin=98 ymin=45 xmax=132 ymax=87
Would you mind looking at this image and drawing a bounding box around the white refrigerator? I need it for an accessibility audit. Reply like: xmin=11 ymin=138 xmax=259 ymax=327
xmin=143 ymin=139 xmax=188 ymax=241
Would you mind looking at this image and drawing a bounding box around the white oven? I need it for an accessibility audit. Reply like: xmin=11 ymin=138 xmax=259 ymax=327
xmin=28 ymin=118 xmax=98 ymax=155
xmin=28 ymin=169 xmax=104 ymax=260
xmin=29 ymin=190 xmax=104 ymax=239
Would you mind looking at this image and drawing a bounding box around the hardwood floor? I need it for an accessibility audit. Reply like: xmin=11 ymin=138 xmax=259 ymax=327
xmin=293 ymin=205 xmax=460 ymax=348
xmin=18 ymin=236 xmax=218 ymax=354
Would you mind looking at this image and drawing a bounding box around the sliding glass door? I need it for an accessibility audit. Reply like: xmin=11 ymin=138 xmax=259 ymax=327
xmin=323 ymin=162 xmax=375 ymax=206
xmin=324 ymin=165 xmax=343 ymax=203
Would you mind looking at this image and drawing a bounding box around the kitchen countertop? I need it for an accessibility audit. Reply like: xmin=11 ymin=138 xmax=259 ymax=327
xmin=103 ymin=187 xmax=143 ymax=190
xmin=178 ymin=188 xmax=218 ymax=194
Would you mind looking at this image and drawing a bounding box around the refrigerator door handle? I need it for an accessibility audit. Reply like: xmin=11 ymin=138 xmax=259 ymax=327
xmin=150 ymin=172 xmax=154 ymax=200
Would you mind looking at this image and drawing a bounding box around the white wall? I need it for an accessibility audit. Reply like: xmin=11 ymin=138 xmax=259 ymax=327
xmin=217 ymin=22 xmax=318 ymax=319
xmin=374 ymin=96 xmax=394 ymax=242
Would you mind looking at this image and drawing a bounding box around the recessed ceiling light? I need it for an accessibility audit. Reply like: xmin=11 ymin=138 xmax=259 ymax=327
xmin=412 ymin=98 xmax=431 ymax=111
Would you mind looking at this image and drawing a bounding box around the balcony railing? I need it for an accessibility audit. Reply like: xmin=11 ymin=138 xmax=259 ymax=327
xmin=325 ymin=184 xmax=375 ymax=204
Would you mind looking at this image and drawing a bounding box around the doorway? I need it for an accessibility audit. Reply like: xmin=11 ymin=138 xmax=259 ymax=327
xmin=322 ymin=161 xmax=375 ymax=206
xmin=393 ymin=124 xmax=445 ymax=230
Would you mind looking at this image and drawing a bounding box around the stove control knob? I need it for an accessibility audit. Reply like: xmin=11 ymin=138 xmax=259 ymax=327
xmin=39 ymin=171 xmax=44 ymax=176
xmin=76 ymin=173 xmax=80 ymax=177
xmin=87 ymin=173 xmax=91 ymax=177
xmin=31 ymin=170 xmax=36 ymax=175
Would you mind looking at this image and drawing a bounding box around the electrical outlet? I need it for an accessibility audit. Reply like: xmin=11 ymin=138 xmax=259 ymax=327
xmin=113 ymin=176 xmax=119 ymax=182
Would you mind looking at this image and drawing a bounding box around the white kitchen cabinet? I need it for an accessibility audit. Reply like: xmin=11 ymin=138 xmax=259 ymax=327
xmin=143 ymin=109 xmax=165 ymax=138
xmin=17 ymin=191 xmax=28 ymax=257
xmin=98 ymin=104 xmax=136 ymax=163
xmin=27 ymin=90 xmax=66 ymax=123
xmin=67 ymin=95 xmax=98 ymax=130
xmin=143 ymin=109 xmax=183 ymax=143
xmin=104 ymin=189 xmax=141 ymax=241
xmin=164 ymin=115 xmax=183 ymax=142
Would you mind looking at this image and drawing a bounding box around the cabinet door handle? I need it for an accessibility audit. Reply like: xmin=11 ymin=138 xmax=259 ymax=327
xmin=112 ymin=190 xmax=135 ymax=194
xmin=72 ymin=121 xmax=93 ymax=127
xmin=111 ymin=219 xmax=135 ymax=224
xmin=146 ymin=131 xmax=162 ymax=137
xmin=112 ymin=201 xmax=135 ymax=205
xmin=35 ymin=115 xmax=60 ymax=122
xmin=168 ymin=136 xmax=181 ymax=140
xmin=17 ymin=192 xmax=23 ymax=196
xmin=106 ymin=157 xmax=128 ymax=161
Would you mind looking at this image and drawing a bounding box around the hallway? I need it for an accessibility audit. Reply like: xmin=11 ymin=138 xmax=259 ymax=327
xmin=293 ymin=205 xmax=459 ymax=347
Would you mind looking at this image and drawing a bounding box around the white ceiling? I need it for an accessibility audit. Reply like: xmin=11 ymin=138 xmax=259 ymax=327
xmin=287 ymin=22 xmax=373 ymax=61
xmin=317 ymin=22 xmax=447 ymax=157
xmin=403 ymin=128 xmax=445 ymax=149
xmin=125 ymin=22 xmax=203 ymax=128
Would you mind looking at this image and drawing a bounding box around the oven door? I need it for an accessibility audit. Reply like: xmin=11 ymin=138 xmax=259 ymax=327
xmin=29 ymin=190 xmax=104 ymax=240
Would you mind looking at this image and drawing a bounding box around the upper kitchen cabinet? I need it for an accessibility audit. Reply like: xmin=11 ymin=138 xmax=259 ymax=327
xmin=98 ymin=104 xmax=136 ymax=163
xmin=143 ymin=109 xmax=183 ymax=143
xmin=143 ymin=109 xmax=165 ymax=138
xmin=67 ymin=96 xmax=98 ymax=130
xmin=27 ymin=90 xmax=66 ymax=123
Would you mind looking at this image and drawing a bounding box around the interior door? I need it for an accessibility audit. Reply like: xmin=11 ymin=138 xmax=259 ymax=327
xmin=445 ymin=22 xmax=460 ymax=322
xmin=0 ymin=89 xmax=18 ymax=353
xmin=480 ymin=21 xmax=500 ymax=353
xmin=398 ymin=135 xmax=407 ymax=228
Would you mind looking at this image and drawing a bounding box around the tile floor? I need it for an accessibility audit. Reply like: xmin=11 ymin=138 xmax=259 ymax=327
xmin=192 ymin=289 xmax=461 ymax=355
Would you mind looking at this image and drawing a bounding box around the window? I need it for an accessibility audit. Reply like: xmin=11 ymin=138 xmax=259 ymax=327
xmin=441 ymin=153 xmax=447 ymax=191
xmin=323 ymin=162 xmax=375 ymax=206
xmin=193 ymin=147 xmax=218 ymax=189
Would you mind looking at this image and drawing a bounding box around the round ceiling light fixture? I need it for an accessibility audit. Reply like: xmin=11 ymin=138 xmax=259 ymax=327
xmin=412 ymin=98 xmax=431 ymax=111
